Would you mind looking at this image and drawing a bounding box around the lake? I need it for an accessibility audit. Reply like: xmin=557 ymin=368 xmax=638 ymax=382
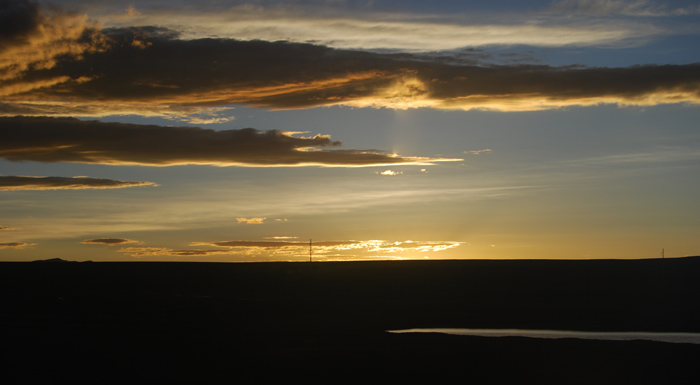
xmin=388 ymin=328 xmax=700 ymax=344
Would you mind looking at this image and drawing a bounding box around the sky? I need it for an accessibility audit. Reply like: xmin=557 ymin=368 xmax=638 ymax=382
xmin=1 ymin=0 xmax=699 ymax=261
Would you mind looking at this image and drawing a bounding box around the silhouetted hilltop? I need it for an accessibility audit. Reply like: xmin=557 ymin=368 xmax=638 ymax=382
xmin=31 ymin=257 xmax=72 ymax=263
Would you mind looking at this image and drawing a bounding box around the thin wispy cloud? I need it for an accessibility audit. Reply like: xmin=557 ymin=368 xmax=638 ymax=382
xmin=0 ymin=175 xmax=157 ymax=191
xmin=0 ymin=226 xmax=17 ymax=231
xmin=0 ymin=117 xmax=452 ymax=167
xmin=464 ymin=149 xmax=493 ymax=155
xmin=563 ymin=148 xmax=700 ymax=166
xmin=0 ymin=242 xmax=35 ymax=249
xmin=81 ymin=238 xmax=142 ymax=246
xmin=550 ymin=0 xmax=700 ymax=17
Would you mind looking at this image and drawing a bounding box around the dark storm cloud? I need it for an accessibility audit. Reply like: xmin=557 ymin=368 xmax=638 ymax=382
xmin=0 ymin=174 xmax=157 ymax=190
xmin=81 ymin=238 xmax=141 ymax=245
xmin=0 ymin=116 xmax=446 ymax=166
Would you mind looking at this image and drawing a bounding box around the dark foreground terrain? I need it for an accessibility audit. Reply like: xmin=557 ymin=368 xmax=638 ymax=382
xmin=2 ymin=257 xmax=700 ymax=384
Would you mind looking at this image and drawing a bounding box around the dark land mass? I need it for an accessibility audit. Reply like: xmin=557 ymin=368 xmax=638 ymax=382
xmin=2 ymin=257 xmax=700 ymax=384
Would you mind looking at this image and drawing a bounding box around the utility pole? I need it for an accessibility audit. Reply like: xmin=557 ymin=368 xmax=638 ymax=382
xmin=309 ymin=239 xmax=312 ymax=262
xmin=662 ymin=248 xmax=665 ymax=259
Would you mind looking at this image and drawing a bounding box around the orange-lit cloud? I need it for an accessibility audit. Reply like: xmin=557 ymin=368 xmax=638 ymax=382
xmin=236 ymin=217 xmax=266 ymax=224
xmin=0 ymin=226 xmax=17 ymax=231
xmin=1 ymin=117 xmax=454 ymax=167
xmin=2 ymin=3 xmax=700 ymax=119
xmin=0 ymin=0 xmax=106 ymax=96
xmin=0 ymin=175 xmax=157 ymax=191
xmin=377 ymin=170 xmax=403 ymax=176
xmin=0 ymin=22 xmax=698 ymax=118
xmin=0 ymin=242 xmax=35 ymax=249
xmin=81 ymin=238 xmax=142 ymax=246
xmin=116 ymin=239 xmax=461 ymax=259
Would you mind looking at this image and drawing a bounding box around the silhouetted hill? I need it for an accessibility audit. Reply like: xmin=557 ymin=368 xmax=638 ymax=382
xmin=31 ymin=257 xmax=73 ymax=263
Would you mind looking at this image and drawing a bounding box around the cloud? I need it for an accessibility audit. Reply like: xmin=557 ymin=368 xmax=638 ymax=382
xmin=118 ymin=247 xmax=227 ymax=257
xmin=377 ymin=170 xmax=402 ymax=176
xmin=550 ymin=0 xmax=700 ymax=17
xmin=0 ymin=225 xmax=17 ymax=231
xmin=0 ymin=0 xmax=106 ymax=95
xmin=2 ymin=3 xmax=699 ymax=117
xmin=0 ymin=242 xmax=35 ymax=249
xmin=0 ymin=116 xmax=452 ymax=167
xmin=81 ymin=238 xmax=141 ymax=245
xmin=195 ymin=239 xmax=462 ymax=254
xmin=1 ymin=25 xmax=698 ymax=116
xmin=117 ymin=239 xmax=461 ymax=259
xmin=194 ymin=240 xmax=357 ymax=249
xmin=236 ymin=217 xmax=266 ymax=224
xmin=464 ymin=149 xmax=493 ymax=155
xmin=0 ymin=174 xmax=158 ymax=191
xmin=91 ymin=1 xmax=662 ymax=51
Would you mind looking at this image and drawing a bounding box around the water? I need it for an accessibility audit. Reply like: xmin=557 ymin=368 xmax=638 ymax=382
xmin=387 ymin=328 xmax=700 ymax=344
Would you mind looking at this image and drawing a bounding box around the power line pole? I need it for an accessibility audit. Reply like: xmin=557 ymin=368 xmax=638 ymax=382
xmin=662 ymin=248 xmax=664 ymax=259
xmin=309 ymin=239 xmax=312 ymax=262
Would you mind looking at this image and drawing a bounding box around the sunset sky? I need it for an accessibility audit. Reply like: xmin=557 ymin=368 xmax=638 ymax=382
xmin=2 ymin=0 xmax=699 ymax=261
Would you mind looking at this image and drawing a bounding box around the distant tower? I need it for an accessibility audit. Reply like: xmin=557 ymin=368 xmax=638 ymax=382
xmin=662 ymin=248 xmax=665 ymax=259
xmin=309 ymin=239 xmax=313 ymax=262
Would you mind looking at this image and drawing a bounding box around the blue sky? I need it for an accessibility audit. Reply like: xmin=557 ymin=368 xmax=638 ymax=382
xmin=1 ymin=0 xmax=699 ymax=261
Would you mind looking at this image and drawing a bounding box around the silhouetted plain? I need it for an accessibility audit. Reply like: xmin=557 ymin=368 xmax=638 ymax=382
xmin=2 ymin=258 xmax=699 ymax=384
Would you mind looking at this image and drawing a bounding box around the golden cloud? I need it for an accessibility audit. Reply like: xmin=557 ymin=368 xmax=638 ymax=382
xmin=236 ymin=217 xmax=266 ymax=224
xmin=0 ymin=174 xmax=158 ymax=191
xmin=115 ymin=239 xmax=460 ymax=259
xmin=0 ymin=0 xmax=107 ymax=96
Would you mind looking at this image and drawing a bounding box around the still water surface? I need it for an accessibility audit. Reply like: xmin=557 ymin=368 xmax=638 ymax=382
xmin=387 ymin=329 xmax=700 ymax=344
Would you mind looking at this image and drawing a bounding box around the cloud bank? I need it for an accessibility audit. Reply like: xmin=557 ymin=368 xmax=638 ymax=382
xmin=0 ymin=116 xmax=450 ymax=167
xmin=2 ymin=24 xmax=698 ymax=116
xmin=0 ymin=0 xmax=698 ymax=119
xmin=0 ymin=174 xmax=157 ymax=190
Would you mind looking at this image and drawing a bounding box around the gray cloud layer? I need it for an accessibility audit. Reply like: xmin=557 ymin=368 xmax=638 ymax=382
xmin=0 ymin=116 xmax=446 ymax=166
xmin=0 ymin=174 xmax=157 ymax=190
